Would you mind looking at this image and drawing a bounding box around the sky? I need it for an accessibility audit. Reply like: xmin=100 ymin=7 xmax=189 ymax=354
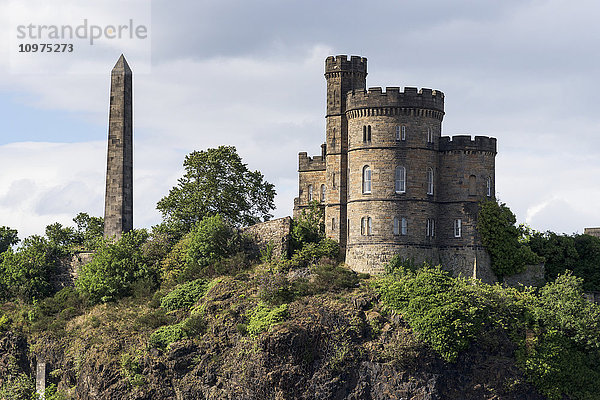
xmin=1 ymin=0 xmax=599 ymax=239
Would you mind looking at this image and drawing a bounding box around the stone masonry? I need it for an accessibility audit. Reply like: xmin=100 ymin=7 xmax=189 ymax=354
xmin=294 ymin=55 xmax=497 ymax=279
xmin=584 ymin=227 xmax=600 ymax=238
xmin=242 ymin=217 xmax=292 ymax=259
xmin=104 ymin=55 xmax=133 ymax=239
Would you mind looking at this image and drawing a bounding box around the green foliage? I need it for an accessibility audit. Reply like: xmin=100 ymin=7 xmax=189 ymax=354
xmin=76 ymin=230 xmax=157 ymax=304
xmin=160 ymin=278 xmax=212 ymax=311
xmin=120 ymin=349 xmax=146 ymax=386
xmin=149 ymin=323 xmax=186 ymax=349
xmin=0 ymin=226 xmax=19 ymax=253
xmin=30 ymin=287 xmax=86 ymax=333
xmin=0 ymin=235 xmax=63 ymax=302
xmin=156 ymin=146 xmax=276 ymax=232
xmin=45 ymin=222 xmax=78 ymax=249
xmin=477 ymin=199 xmax=543 ymax=278
xmin=290 ymin=201 xmax=324 ymax=251
xmin=279 ymin=238 xmax=340 ymax=271
xmin=374 ymin=266 xmax=488 ymax=362
xmin=187 ymin=214 xmax=239 ymax=270
xmin=529 ymin=231 xmax=600 ymax=291
xmin=73 ymin=212 xmax=104 ymax=250
xmin=0 ymin=372 xmax=36 ymax=400
xmin=246 ymin=302 xmax=289 ymax=336
xmin=161 ymin=234 xmax=191 ymax=282
xmin=43 ymin=383 xmax=68 ymax=400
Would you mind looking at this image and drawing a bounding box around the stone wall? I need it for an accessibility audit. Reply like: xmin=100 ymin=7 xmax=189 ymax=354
xmin=584 ymin=227 xmax=600 ymax=238
xmin=242 ymin=217 xmax=292 ymax=259
xmin=52 ymin=252 xmax=95 ymax=290
xmin=503 ymin=264 xmax=546 ymax=287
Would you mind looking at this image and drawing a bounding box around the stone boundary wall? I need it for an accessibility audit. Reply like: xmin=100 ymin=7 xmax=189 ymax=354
xmin=242 ymin=217 xmax=292 ymax=259
xmin=52 ymin=252 xmax=95 ymax=289
xmin=502 ymin=264 xmax=546 ymax=287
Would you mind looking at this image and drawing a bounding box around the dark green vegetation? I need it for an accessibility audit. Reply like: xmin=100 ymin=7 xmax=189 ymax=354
xmin=1 ymin=152 xmax=599 ymax=399
xmin=478 ymin=198 xmax=600 ymax=291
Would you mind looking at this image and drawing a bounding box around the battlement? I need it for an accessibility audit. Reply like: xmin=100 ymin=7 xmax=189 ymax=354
xmin=298 ymin=144 xmax=326 ymax=171
xmin=439 ymin=135 xmax=497 ymax=153
xmin=346 ymin=87 xmax=444 ymax=113
xmin=325 ymin=55 xmax=368 ymax=75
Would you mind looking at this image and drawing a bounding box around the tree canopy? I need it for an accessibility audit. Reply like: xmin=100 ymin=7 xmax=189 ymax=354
xmin=0 ymin=226 xmax=19 ymax=253
xmin=156 ymin=146 xmax=275 ymax=233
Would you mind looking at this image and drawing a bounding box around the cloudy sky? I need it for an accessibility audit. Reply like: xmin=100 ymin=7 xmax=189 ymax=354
xmin=1 ymin=0 xmax=599 ymax=239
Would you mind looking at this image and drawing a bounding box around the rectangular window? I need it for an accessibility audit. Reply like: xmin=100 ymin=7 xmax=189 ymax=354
xmin=426 ymin=218 xmax=435 ymax=237
xmin=361 ymin=217 xmax=366 ymax=236
xmin=454 ymin=219 xmax=462 ymax=238
xmin=401 ymin=126 xmax=406 ymax=141
xmin=393 ymin=217 xmax=399 ymax=235
xmin=332 ymin=217 xmax=336 ymax=231
xmin=308 ymin=185 xmax=313 ymax=202
xmin=367 ymin=217 xmax=373 ymax=235
xmin=427 ymin=127 xmax=433 ymax=143
xmin=401 ymin=217 xmax=407 ymax=235
xmin=395 ymin=126 xmax=401 ymax=141
xmin=347 ymin=219 xmax=350 ymax=237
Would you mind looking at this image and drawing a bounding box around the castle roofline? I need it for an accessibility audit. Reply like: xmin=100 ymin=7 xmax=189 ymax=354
xmin=346 ymin=86 xmax=444 ymax=113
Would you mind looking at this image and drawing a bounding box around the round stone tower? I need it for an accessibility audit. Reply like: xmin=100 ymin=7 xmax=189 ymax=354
xmin=344 ymin=87 xmax=446 ymax=272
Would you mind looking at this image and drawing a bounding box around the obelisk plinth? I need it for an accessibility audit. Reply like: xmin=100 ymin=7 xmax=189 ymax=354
xmin=103 ymin=54 xmax=133 ymax=239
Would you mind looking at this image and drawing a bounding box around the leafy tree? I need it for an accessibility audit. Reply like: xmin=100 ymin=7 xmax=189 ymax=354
xmin=45 ymin=222 xmax=77 ymax=249
xmin=290 ymin=201 xmax=324 ymax=252
xmin=477 ymin=199 xmax=542 ymax=278
xmin=157 ymin=146 xmax=276 ymax=233
xmin=0 ymin=226 xmax=19 ymax=253
xmin=76 ymin=230 xmax=157 ymax=304
xmin=73 ymin=212 xmax=104 ymax=250
xmin=0 ymin=235 xmax=62 ymax=302
xmin=186 ymin=214 xmax=239 ymax=270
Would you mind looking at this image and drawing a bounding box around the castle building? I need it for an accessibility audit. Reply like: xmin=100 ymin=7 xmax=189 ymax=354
xmin=294 ymin=55 xmax=497 ymax=279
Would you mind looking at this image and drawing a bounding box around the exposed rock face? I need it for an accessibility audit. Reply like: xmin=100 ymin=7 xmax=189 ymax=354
xmin=4 ymin=281 xmax=543 ymax=400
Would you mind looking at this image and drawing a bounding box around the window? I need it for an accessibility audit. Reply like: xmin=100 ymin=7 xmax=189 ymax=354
xmin=401 ymin=126 xmax=406 ymax=141
xmin=469 ymin=175 xmax=476 ymax=196
xmin=395 ymin=126 xmax=401 ymax=141
xmin=332 ymin=218 xmax=336 ymax=231
xmin=362 ymin=166 xmax=372 ymax=194
xmin=347 ymin=219 xmax=350 ymax=237
xmin=427 ymin=127 xmax=433 ymax=143
xmin=401 ymin=217 xmax=407 ymax=235
xmin=427 ymin=168 xmax=434 ymax=195
xmin=308 ymin=185 xmax=313 ymax=201
xmin=426 ymin=218 xmax=435 ymax=237
xmin=454 ymin=219 xmax=462 ymax=238
xmin=361 ymin=217 xmax=366 ymax=235
xmin=332 ymin=172 xmax=336 ymax=188
xmin=321 ymin=184 xmax=326 ymax=202
xmin=393 ymin=217 xmax=399 ymax=235
xmin=486 ymin=177 xmax=492 ymax=197
xmin=363 ymin=125 xmax=372 ymax=143
xmin=368 ymin=217 xmax=373 ymax=235
xmin=395 ymin=166 xmax=406 ymax=193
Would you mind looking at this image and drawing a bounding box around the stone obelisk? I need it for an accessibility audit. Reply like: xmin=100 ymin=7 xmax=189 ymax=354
xmin=103 ymin=54 xmax=133 ymax=239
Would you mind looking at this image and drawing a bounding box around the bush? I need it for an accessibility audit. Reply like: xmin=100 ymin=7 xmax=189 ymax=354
xmin=160 ymin=278 xmax=212 ymax=311
xmin=186 ymin=215 xmax=240 ymax=275
xmin=149 ymin=323 xmax=186 ymax=349
xmin=280 ymin=238 xmax=340 ymax=271
xmin=477 ymin=199 xmax=543 ymax=278
xmin=290 ymin=201 xmax=324 ymax=251
xmin=311 ymin=263 xmax=358 ymax=292
xmin=76 ymin=230 xmax=157 ymax=304
xmin=256 ymin=269 xmax=293 ymax=305
xmin=246 ymin=302 xmax=289 ymax=336
xmin=161 ymin=234 xmax=192 ymax=282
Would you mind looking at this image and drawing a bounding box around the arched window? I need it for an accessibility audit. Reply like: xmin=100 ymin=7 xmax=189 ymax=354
xmin=321 ymin=184 xmax=326 ymax=202
xmin=427 ymin=168 xmax=434 ymax=195
xmin=401 ymin=126 xmax=406 ymax=141
xmin=363 ymin=126 xmax=367 ymax=142
xmin=427 ymin=127 xmax=433 ymax=143
xmin=486 ymin=177 xmax=492 ymax=197
xmin=393 ymin=217 xmax=399 ymax=235
xmin=362 ymin=166 xmax=372 ymax=194
xmin=367 ymin=217 xmax=373 ymax=235
xmin=401 ymin=217 xmax=407 ymax=235
xmin=332 ymin=217 xmax=336 ymax=231
xmin=361 ymin=217 xmax=366 ymax=235
xmin=367 ymin=125 xmax=372 ymax=142
xmin=308 ymin=185 xmax=313 ymax=201
xmin=469 ymin=175 xmax=477 ymax=196
xmin=395 ymin=166 xmax=406 ymax=193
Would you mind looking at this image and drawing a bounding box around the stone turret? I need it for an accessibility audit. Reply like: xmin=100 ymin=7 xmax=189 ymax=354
xmin=103 ymin=55 xmax=133 ymax=239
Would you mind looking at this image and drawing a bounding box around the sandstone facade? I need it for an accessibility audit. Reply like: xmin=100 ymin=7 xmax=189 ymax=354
xmin=294 ymin=55 xmax=497 ymax=279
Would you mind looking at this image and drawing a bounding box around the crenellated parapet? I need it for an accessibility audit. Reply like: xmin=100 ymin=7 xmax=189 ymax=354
xmin=345 ymin=87 xmax=445 ymax=120
xmin=325 ymin=55 xmax=368 ymax=77
xmin=298 ymin=152 xmax=326 ymax=172
xmin=439 ymin=135 xmax=497 ymax=153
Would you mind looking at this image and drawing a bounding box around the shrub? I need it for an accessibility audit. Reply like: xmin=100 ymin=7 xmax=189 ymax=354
xmin=160 ymin=278 xmax=212 ymax=311
xmin=149 ymin=323 xmax=186 ymax=349
xmin=280 ymin=238 xmax=340 ymax=270
xmin=76 ymin=230 xmax=157 ymax=304
xmin=186 ymin=214 xmax=239 ymax=271
xmin=161 ymin=234 xmax=192 ymax=282
xmin=256 ymin=269 xmax=293 ymax=305
xmin=477 ymin=199 xmax=543 ymax=278
xmin=246 ymin=302 xmax=289 ymax=336
xmin=310 ymin=263 xmax=358 ymax=292
xmin=290 ymin=201 xmax=324 ymax=251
